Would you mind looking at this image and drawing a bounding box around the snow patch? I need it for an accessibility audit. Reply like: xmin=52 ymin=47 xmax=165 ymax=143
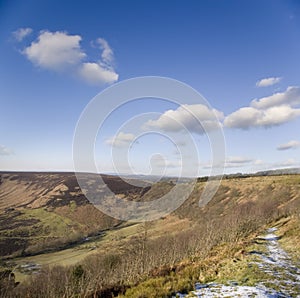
xmin=175 ymin=227 xmax=300 ymax=297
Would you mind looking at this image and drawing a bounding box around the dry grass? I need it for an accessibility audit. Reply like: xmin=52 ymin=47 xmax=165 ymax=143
xmin=1 ymin=174 xmax=300 ymax=297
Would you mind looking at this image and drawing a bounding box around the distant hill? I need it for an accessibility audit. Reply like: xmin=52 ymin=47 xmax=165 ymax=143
xmin=220 ymin=167 xmax=300 ymax=180
xmin=1 ymin=171 xmax=300 ymax=297
xmin=0 ymin=169 xmax=299 ymax=258
xmin=254 ymin=167 xmax=300 ymax=176
xmin=0 ymin=172 xmax=150 ymax=257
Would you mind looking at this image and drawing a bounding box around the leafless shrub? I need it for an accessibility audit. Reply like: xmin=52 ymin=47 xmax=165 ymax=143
xmin=6 ymin=176 xmax=300 ymax=297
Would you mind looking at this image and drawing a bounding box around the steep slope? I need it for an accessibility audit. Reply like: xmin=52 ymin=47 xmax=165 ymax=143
xmin=0 ymin=172 xmax=150 ymax=257
xmin=0 ymin=173 xmax=300 ymax=298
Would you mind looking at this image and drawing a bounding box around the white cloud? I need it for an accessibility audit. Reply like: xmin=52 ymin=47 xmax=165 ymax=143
xmin=23 ymin=31 xmax=86 ymax=71
xmin=224 ymin=157 xmax=254 ymax=168
xmin=245 ymin=159 xmax=299 ymax=172
xmin=20 ymin=29 xmax=118 ymax=85
xmin=202 ymin=156 xmax=254 ymax=169
xmin=277 ymin=140 xmax=300 ymax=151
xmin=251 ymin=86 xmax=300 ymax=109
xmin=97 ymin=38 xmax=114 ymax=64
xmin=13 ymin=27 xmax=33 ymax=41
xmin=0 ymin=145 xmax=13 ymax=155
xmin=106 ymin=132 xmax=135 ymax=148
xmin=79 ymin=37 xmax=118 ymax=85
xmin=256 ymin=77 xmax=281 ymax=87
xmin=224 ymin=105 xmax=300 ymax=129
xmin=224 ymin=107 xmax=261 ymax=129
xmin=202 ymin=157 xmax=299 ymax=173
xmin=226 ymin=156 xmax=253 ymax=164
xmin=78 ymin=62 xmax=118 ymax=85
xmin=224 ymin=86 xmax=300 ymax=129
xmin=144 ymin=104 xmax=224 ymax=134
xmin=273 ymin=158 xmax=300 ymax=168
xmin=253 ymin=159 xmax=264 ymax=166
xmin=151 ymin=154 xmax=181 ymax=169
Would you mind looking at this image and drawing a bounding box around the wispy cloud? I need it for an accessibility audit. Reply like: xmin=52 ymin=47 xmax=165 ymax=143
xmin=13 ymin=27 xmax=32 ymax=41
xmin=277 ymin=140 xmax=300 ymax=151
xmin=226 ymin=156 xmax=253 ymax=165
xmin=151 ymin=154 xmax=181 ymax=169
xmin=201 ymin=156 xmax=254 ymax=169
xmin=256 ymin=77 xmax=281 ymax=87
xmin=0 ymin=145 xmax=13 ymax=156
xmin=273 ymin=158 xmax=300 ymax=168
xmin=19 ymin=29 xmax=118 ymax=85
xmin=224 ymin=156 xmax=254 ymax=168
xmin=106 ymin=132 xmax=135 ymax=148
xmin=245 ymin=159 xmax=300 ymax=172
xmin=79 ymin=37 xmax=118 ymax=85
xmin=97 ymin=38 xmax=114 ymax=64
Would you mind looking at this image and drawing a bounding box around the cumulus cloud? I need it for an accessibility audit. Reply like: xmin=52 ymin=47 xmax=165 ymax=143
xmin=224 ymin=105 xmax=300 ymax=129
xmin=13 ymin=27 xmax=33 ymax=41
xmin=251 ymin=86 xmax=300 ymax=109
xmin=79 ymin=37 xmax=118 ymax=85
xmin=20 ymin=29 xmax=118 ymax=85
xmin=277 ymin=140 xmax=300 ymax=151
xmin=0 ymin=145 xmax=13 ymax=155
xmin=144 ymin=104 xmax=224 ymax=134
xmin=23 ymin=31 xmax=86 ymax=70
xmin=106 ymin=132 xmax=135 ymax=148
xmin=256 ymin=77 xmax=281 ymax=87
xmin=224 ymin=86 xmax=300 ymax=129
xmin=78 ymin=62 xmax=118 ymax=85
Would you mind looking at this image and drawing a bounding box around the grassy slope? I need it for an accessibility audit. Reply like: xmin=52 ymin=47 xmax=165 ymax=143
xmin=120 ymin=175 xmax=300 ymax=297
xmin=278 ymin=215 xmax=300 ymax=262
xmin=0 ymin=173 xmax=299 ymax=297
xmin=120 ymin=217 xmax=300 ymax=298
xmin=0 ymin=172 xmax=149 ymax=258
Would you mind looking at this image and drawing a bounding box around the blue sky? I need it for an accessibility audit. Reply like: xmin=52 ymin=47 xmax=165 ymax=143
xmin=1 ymin=0 xmax=300 ymax=175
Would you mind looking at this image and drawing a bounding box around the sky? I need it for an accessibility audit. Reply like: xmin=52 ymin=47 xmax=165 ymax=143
xmin=1 ymin=0 xmax=300 ymax=176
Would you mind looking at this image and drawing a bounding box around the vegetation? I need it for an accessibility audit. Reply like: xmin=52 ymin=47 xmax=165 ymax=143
xmin=0 ymin=173 xmax=299 ymax=297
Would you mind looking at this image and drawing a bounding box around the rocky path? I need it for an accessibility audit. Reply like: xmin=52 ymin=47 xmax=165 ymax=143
xmin=176 ymin=227 xmax=300 ymax=297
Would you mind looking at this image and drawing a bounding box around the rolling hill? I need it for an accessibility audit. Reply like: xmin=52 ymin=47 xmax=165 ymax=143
xmin=0 ymin=171 xmax=299 ymax=297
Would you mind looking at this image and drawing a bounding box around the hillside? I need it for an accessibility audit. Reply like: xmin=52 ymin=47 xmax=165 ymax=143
xmin=0 ymin=172 xmax=299 ymax=297
xmin=0 ymin=172 xmax=151 ymax=257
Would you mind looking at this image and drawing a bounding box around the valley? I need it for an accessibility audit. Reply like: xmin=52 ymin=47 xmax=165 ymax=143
xmin=0 ymin=171 xmax=300 ymax=297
